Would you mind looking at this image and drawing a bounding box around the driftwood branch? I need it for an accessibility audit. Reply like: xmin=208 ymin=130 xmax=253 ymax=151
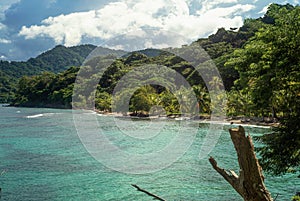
xmin=209 ymin=126 xmax=273 ymax=201
xmin=0 ymin=170 xmax=6 ymax=194
xmin=0 ymin=170 xmax=6 ymax=176
xmin=131 ymin=184 xmax=166 ymax=201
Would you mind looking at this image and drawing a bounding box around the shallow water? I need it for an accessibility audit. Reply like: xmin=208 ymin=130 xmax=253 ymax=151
xmin=0 ymin=105 xmax=298 ymax=200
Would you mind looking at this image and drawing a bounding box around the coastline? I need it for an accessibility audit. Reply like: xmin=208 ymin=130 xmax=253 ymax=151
xmin=3 ymin=104 xmax=278 ymax=128
xmin=96 ymin=110 xmax=279 ymax=128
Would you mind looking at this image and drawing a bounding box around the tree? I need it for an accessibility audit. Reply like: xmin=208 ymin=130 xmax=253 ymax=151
xmin=226 ymin=4 xmax=300 ymax=175
xmin=210 ymin=126 xmax=273 ymax=201
xmin=95 ymin=91 xmax=112 ymax=112
xmin=257 ymin=115 xmax=300 ymax=175
xmin=130 ymin=85 xmax=158 ymax=115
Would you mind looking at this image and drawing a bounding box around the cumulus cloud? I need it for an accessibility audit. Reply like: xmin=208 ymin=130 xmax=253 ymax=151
xmin=0 ymin=38 xmax=11 ymax=44
xmin=19 ymin=0 xmax=255 ymax=48
xmin=20 ymin=10 xmax=101 ymax=46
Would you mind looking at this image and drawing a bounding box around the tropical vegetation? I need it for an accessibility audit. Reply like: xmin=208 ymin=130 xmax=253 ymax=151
xmin=2 ymin=3 xmax=299 ymax=183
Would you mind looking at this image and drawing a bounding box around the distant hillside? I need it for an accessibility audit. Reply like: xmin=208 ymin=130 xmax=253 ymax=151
xmin=28 ymin=44 xmax=97 ymax=73
xmin=0 ymin=44 xmax=96 ymax=78
xmin=0 ymin=44 xmax=126 ymax=102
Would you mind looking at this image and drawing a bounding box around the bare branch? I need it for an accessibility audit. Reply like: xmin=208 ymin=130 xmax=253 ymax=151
xmin=131 ymin=184 xmax=166 ymax=201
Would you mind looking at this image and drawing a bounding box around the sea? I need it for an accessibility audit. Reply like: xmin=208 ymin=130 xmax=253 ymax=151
xmin=0 ymin=105 xmax=298 ymax=201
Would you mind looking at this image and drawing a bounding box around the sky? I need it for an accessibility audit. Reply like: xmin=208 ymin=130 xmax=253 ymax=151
xmin=0 ymin=0 xmax=299 ymax=61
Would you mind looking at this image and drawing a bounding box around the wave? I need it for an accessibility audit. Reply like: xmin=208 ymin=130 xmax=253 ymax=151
xmin=26 ymin=114 xmax=44 ymax=118
xmin=197 ymin=120 xmax=271 ymax=129
xmin=25 ymin=113 xmax=59 ymax=119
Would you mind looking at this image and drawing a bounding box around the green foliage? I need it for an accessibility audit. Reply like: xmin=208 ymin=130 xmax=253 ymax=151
xmin=11 ymin=67 xmax=79 ymax=108
xmin=95 ymin=91 xmax=112 ymax=112
xmin=227 ymin=4 xmax=300 ymax=175
xmin=292 ymin=192 xmax=300 ymax=201
xmin=29 ymin=44 xmax=95 ymax=73
xmin=226 ymin=89 xmax=254 ymax=116
xmin=226 ymin=4 xmax=300 ymax=117
xmin=0 ymin=45 xmax=96 ymax=102
xmin=0 ymin=45 xmax=96 ymax=78
xmin=158 ymin=89 xmax=180 ymax=114
xmin=262 ymin=3 xmax=295 ymax=24
xmin=257 ymin=116 xmax=300 ymax=175
xmin=0 ymin=70 xmax=16 ymax=102
xmin=130 ymin=85 xmax=157 ymax=113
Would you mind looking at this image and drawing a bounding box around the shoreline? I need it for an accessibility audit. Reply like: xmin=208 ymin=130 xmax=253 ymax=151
xmin=3 ymin=104 xmax=278 ymax=128
xmin=96 ymin=110 xmax=279 ymax=128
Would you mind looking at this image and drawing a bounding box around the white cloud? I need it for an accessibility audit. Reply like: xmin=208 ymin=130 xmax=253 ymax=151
xmin=258 ymin=4 xmax=271 ymax=15
xmin=18 ymin=0 xmax=255 ymax=48
xmin=103 ymin=29 xmax=186 ymax=51
xmin=293 ymin=0 xmax=299 ymax=4
xmin=0 ymin=0 xmax=21 ymax=19
xmin=199 ymin=4 xmax=254 ymax=17
xmin=20 ymin=10 xmax=101 ymax=46
xmin=0 ymin=23 xmax=5 ymax=30
xmin=198 ymin=0 xmax=239 ymax=14
xmin=0 ymin=38 xmax=11 ymax=44
xmin=0 ymin=55 xmax=7 ymax=60
xmin=0 ymin=0 xmax=21 ymax=32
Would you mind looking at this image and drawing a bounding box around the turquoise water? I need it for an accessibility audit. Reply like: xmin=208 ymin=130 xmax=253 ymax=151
xmin=0 ymin=105 xmax=298 ymax=200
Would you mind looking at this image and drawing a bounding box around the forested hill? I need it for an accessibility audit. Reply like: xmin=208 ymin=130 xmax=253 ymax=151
xmin=0 ymin=45 xmax=127 ymax=102
xmin=0 ymin=44 xmax=96 ymax=78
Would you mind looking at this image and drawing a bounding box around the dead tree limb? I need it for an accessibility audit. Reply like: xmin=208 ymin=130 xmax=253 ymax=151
xmin=131 ymin=184 xmax=166 ymax=201
xmin=209 ymin=126 xmax=273 ymax=201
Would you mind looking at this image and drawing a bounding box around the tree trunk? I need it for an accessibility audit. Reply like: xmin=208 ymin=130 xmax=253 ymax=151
xmin=209 ymin=126 xmax=273 ymax=201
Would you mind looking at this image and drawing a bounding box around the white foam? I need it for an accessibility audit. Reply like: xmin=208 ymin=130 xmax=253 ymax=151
xmin=175 ymin=117 xmax=190 ymax=121
xmin=26 ymin=114 xmax=44 ymax=118
xmin=196 ymin=120 xmax=271 ymax=129
xmin=42 ymin=113 xmax=56 ymax=116
xmin=25 ymin=112 xmax=59 ymax=119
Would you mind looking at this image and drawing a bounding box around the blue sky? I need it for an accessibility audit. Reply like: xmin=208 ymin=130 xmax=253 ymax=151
xmin=0 ymin=0 xmax=299 ymax=61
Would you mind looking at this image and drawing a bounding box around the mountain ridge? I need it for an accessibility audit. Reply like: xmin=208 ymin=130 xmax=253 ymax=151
xmin=0 ymin=3 xmax=290 ymax=102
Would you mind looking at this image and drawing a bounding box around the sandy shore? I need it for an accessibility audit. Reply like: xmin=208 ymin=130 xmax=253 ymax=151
xmin=95 ymin=110 xmax=279 ymax=128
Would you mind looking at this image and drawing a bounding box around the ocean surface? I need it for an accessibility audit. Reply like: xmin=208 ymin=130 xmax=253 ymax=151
xmin=0 ymin=105 xmax=298 ymax=200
